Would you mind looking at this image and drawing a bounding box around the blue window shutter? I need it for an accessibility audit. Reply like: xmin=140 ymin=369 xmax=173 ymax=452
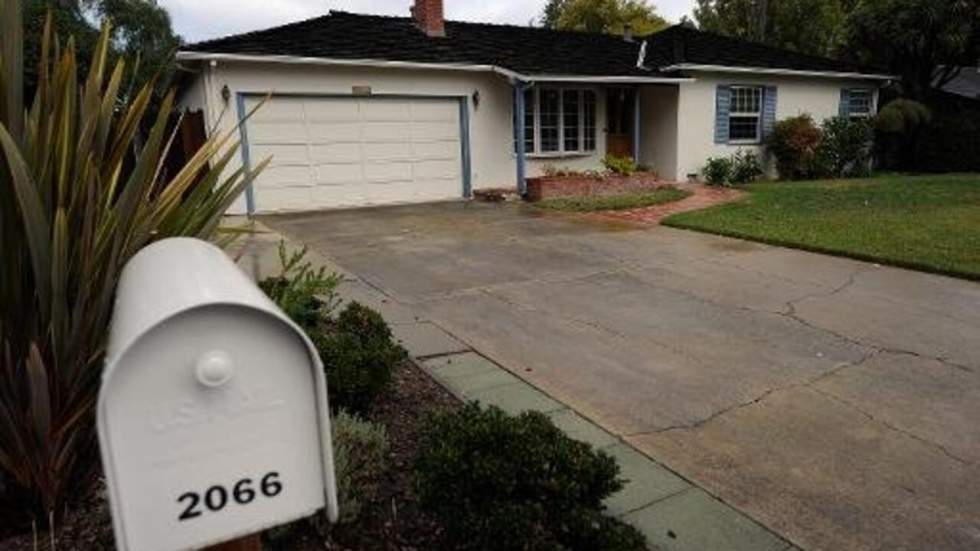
xmin=839 ymin=88 xmax=851 ymax=118
xmin=762 ymin=85 xmax=778 ymax=138
xmin=715 ymin=85 xmax=731 ymax=144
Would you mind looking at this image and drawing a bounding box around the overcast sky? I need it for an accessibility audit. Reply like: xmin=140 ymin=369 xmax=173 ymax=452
xmin=161 ymin=0 xmax=697 ymax=44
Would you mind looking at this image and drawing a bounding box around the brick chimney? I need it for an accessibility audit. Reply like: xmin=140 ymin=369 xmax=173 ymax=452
xmin=412 ymin=0 xmax=445 ymax=37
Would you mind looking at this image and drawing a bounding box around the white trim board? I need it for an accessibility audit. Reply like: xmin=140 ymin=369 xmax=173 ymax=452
xmin=659 ymin=63 xmax=895 ymax=81
xmin=175 ymin=51 xmax=692 ymax=84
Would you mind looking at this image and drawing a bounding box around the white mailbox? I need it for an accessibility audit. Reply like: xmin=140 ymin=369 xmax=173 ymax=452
xmin=97 ymin=237 xmax=338 ymax=551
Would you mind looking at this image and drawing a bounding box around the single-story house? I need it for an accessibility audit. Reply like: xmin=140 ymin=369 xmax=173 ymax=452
xmin=176 ymin=0 xmax=891 ymax=214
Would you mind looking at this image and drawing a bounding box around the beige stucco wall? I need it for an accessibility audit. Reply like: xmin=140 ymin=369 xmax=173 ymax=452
xmin=178 ymin=61 xmax=884 ymax=210
xmin=674 ymin=72 xmax=880 ymax=181
xmin=180 ymin=61 xmax=611 ymax=213
xmin=638 ymin=85 xmax=679 ymax=181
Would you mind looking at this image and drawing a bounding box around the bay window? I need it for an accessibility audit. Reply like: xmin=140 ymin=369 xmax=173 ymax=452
xmin=515 ymin=88 xmax=598 ymax=155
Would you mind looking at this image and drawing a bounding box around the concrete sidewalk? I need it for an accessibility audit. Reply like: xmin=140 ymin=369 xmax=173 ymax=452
xmin=228 ymin=218 xmax=793 ymax=551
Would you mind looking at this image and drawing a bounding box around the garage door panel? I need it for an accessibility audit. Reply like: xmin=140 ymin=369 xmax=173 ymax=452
xmin=360 ymin=100 xmax=413 ymax=121
xmin=412 ymin=122 xmax=458 ymax=141
xmin=249 ymin=143 xmax=310 ymax=165
xmin=414 ymin=159 xmax=461 ymax=179
xmin=260 ymin=165 xmax=315 ymax=188
xmin=361 ymin=122 xmax=412 ymax=142
xmin=412 ymin=141 xmax=458 ymax=159
xmin=306 ymin=122 xmax=363 ymax=142
xmin=313 ymin=164 xmax=364 ymax=185
xmin=309 ymin=143 xmax=361 ymax=164
xmin=411 ymin=100 xmax=458 ymax=121
xmin=362 ymin=142 xmax=414 ymax=162
xmin=303 ymin=100 xmax=360 ymax=122
xmin=246 ymin=95 xmax=463 ymax=212
xmin=248 ymin=98 xmax=305 ymax=122
xmin=249 ymin=122 xmax=308 ymax=143
xmin=365 ymin=162 xmax=414 ymax=183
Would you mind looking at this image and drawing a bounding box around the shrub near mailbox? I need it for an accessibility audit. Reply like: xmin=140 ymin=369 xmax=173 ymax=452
xmin=97 ymin=238 xmax=338 ymax=551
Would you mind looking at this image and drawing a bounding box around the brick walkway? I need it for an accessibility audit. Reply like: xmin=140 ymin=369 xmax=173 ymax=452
xmin=593 ymin=183 xmax=744 ymax=225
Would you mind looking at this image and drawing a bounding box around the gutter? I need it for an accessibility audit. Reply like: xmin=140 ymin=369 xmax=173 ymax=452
xmin=176 ymin=51 xmax=525 ymax=81
xmin=658 ymin=63 xmax=895 ymax=81
xmin=175 ymin=51 xmax=693 ymax=84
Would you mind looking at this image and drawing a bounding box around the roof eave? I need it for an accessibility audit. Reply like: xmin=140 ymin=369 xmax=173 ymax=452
xmin=659 ymin=63 xmax=895 ymax=81
xmin=174 ymin=51 xmax=693 ymax=83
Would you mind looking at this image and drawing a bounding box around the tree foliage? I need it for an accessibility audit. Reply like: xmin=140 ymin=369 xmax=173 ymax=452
xmin=542 ymin=0 xmax=668 ymax=36
xmin=22 ymin=0 xmax=181 ymax=99
xmin=694 ymin=0 xmax=854 ymax=57
xmin=842 ymin=0 xmax=980 ymax=99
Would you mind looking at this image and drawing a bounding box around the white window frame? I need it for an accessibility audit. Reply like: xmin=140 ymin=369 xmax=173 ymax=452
xmin=847 ymin=88 xmax=874 ymax=119
xmin=517 ymin=87 xmax=598 ymax=156
xmin=728 ymin=85 xmax=764 ymax=144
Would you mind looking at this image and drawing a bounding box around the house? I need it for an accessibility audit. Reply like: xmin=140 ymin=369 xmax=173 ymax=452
xmin=176 ymin=0 xmax=891 ymax=214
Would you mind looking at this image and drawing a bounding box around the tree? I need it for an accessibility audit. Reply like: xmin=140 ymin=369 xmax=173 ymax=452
xmin=542 ymin=0 xmax=668 ymax=36
xmin=21 ymin=0 xmax=181 ymax=99
xmin=541 ymin=0 xmax=568 ymax=28
xmin=694 ymin=0 xmax=853 ymax=57
xmin=843 ymin=0 xmax=980 ymax=99
xmin=84 ymin=0 xmax=182 ymax=92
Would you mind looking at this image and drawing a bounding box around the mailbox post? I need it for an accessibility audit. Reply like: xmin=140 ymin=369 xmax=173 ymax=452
xmin=97 ymin=238 xmax=338 ymax=551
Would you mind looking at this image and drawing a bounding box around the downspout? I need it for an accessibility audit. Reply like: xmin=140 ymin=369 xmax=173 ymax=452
xmin=632 ymin=87 xmax=641 ymax=162
xmin=514 ymin=80 xmax=528 ymax=195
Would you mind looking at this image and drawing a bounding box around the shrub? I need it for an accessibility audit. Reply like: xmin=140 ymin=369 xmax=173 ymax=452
xmin=702 ymin=150 xmax=762 ymax=186
xmin=332 ymin=410 xmax=389 ymax=524
xmin=702 ymin=156 xmax=733 ymax=185
xmin=414 ymin=403 xmax=646 ymax=550
xmin=259 ymin=241 xmax=341 ymax=333
xmin=602 ymin=154 xmax=639 ymax=176
xmin=0 ymin=16 xmax=261 ymax=520
xmin=314 ymin=302 xmax=406 ymax=414
xmin=766 ymin=114 xmax=824 ymax=180
xmin=729 ymin=149 xmax=764 ymax=184
xmin=819 ymin=116 xmax=874 ymax=178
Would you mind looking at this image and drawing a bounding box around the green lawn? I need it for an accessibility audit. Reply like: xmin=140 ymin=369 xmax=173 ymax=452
xmin=534 ymin=188 xmax=692 ymax=213
xmin=663 ymin=174 xmax=980 ymax=280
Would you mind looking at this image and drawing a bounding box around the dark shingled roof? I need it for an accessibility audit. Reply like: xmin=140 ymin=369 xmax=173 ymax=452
xmin=182 ymin=11 xmax=879 ymax=78
xmin=643 ymin=25 xmax=874 ymax=75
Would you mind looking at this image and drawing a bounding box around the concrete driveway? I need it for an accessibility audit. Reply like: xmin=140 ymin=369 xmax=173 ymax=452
xmin=265 ymin=201 xmax=980 ymax=551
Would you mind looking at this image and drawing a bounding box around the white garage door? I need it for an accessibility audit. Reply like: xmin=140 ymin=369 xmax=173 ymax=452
xmin=243 ymin=95 xmax=464 ymax=212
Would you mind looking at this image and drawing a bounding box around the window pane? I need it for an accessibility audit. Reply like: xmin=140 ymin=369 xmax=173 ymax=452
xmin=563 ymin=90 xmax=580 ymax=152
xmin=849 ymin=89 xmax=872 ymax=116
xmin=540 ymin=89 xmax=560 ymax=152
xmin=729 ymin=115 xmax=760 ymax=141
xmin=583 ymin=90 xmax=596 ymax=151
xmin=730 ymin=87 xmax=761 ymax=114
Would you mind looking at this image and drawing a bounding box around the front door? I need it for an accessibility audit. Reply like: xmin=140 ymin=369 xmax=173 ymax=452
xmin=606 ymin=88 xmax=634 ymax=158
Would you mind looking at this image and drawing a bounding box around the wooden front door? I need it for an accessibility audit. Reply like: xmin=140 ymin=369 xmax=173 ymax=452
xmin=606 ymin=88 xmax=633 ymax=157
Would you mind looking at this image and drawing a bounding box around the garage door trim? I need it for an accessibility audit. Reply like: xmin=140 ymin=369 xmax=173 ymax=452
xmin=234 ymin=92 xmax=473 ymax=214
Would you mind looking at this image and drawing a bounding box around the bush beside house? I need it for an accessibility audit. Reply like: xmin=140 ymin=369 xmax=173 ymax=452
xmin=764 ymin=115 xmax=873 ymax=180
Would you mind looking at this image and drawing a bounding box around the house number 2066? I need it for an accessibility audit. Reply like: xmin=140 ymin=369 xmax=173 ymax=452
xmin=177 ymin=472 xmax=282 ymax=521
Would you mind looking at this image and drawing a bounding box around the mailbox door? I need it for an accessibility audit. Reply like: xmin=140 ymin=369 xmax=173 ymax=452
xmin=100 ymin=306 xmax=325 ymax=551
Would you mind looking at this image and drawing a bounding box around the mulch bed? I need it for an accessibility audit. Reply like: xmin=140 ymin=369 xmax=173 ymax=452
xmin=0 ymin=361 xmax=460 ymax=551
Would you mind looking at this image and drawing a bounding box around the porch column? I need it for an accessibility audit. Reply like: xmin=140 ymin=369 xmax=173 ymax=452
xmin=632 ymin=86 xmax=641 ymax=162
xmin=514 ymin=80 xmax=527 ymax=195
